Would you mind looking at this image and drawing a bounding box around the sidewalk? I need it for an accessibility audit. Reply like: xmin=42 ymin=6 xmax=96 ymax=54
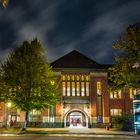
xmin=26 ymin=127 xmax=135 ymax=135
xmin=0 ymin=127 xmax=136 ymax=136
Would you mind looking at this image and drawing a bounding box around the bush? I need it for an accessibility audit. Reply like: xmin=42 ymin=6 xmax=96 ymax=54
xmin=111 ymin=114 xmax=134 ymax=131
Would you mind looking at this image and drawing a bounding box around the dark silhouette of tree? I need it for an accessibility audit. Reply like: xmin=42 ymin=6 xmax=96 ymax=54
xmin=109 ymin=22 xmax=140 ymax=91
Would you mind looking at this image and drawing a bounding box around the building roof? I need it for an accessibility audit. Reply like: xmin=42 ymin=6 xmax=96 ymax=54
xmin=51 ymin=50 xmax=112 ymax=70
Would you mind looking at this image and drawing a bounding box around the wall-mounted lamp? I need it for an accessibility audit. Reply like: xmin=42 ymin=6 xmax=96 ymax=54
xmin=63 ymin=103 xmax=66 ymax=113
xmin=87 ymin=104 xmax=90 ymax=112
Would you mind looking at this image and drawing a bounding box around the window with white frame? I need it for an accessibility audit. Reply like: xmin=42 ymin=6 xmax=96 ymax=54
xmin=110 ymin=109 xmax=122 ymax=116
xmin=110 ymin=90 xmax=122 ymax=99
xmin=30 ymin=109 xmax=41 ymax=115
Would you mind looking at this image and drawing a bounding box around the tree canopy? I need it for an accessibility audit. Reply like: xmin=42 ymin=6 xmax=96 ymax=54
xmin=0 ymin=38 xmax=59 ymax=112
xmin=109 ymin=22 xmax=140 ymax=90
xmin=0 ymin=0 xmax=9 ymax=8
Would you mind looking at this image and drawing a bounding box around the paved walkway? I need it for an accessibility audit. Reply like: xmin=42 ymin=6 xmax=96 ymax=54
xmin=26 ymin=127 xmax=135 ymax=135
xmin=0 ymin=127 xmax=137 ymax=138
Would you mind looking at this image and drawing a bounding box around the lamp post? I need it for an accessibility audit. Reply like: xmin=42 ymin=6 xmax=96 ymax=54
xmin=6 ymin=102 xmax=11 ymax=128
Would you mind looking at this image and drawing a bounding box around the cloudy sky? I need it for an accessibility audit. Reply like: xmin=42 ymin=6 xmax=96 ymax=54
xmin=0 ymin=0 xmax=140 ymax=64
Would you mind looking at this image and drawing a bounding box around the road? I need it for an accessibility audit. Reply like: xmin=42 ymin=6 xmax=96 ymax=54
xmin=0 ymin=135 xmax=140 ymax=140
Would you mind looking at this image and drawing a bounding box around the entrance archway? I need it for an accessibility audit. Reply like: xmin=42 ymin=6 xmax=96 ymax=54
xmin=64 ymin=109 xmax=88 ymax=128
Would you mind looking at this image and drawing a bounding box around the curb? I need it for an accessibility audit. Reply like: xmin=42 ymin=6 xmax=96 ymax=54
xmin=0 ymin=131 xmax=136 ymax=136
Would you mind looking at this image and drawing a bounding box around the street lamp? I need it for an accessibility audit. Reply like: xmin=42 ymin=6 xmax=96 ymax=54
xmin=7 ymin=102 xmax=11 ymax=108
xmin=6 ymin=102 xmax=11 ymax=128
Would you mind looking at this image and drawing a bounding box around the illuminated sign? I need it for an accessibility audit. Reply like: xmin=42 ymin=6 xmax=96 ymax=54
xmin=133 ymin=100 xmax=140 ymax=134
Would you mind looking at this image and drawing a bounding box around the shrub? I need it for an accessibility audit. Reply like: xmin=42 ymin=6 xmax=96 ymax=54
xmin=111 ymin=114 xmax=134 ymax=131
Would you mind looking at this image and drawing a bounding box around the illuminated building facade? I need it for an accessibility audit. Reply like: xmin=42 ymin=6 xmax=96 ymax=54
xmin=0 ymin=50 xmax=134 ymax=128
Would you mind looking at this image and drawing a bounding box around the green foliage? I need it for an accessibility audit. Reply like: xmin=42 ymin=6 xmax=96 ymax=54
xmin=109 ymin=22 xmax=140 ymax=90
xmin=0 ymin=38 xmax=59 ymax=112
xmin=111 ymin=114 xmax=134 ymax=131
xmin=0 ymin=0 xmax=9 ymax=8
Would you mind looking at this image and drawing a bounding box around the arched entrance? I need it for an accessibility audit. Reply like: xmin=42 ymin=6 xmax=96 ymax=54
xmin=64 ymin=109 xmax=88 ymax=128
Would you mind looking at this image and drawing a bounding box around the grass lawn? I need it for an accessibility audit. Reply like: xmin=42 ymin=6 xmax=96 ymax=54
xmin=0 ymin=127 xmax=22 ymax=133
xmin=0 ymin=127 xmax=69 ymax=134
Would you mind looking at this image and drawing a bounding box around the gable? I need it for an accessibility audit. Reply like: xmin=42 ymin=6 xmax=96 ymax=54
xmin=51 ymin=50 xmax=110 ymax=70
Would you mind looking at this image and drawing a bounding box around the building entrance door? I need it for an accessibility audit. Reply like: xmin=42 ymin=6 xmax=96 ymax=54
xmin=66 ymin=111 xmax=86 ymax=127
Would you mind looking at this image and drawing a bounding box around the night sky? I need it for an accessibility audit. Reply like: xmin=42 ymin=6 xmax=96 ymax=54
xmin=0 ymin=0 xmax=140 ymax=64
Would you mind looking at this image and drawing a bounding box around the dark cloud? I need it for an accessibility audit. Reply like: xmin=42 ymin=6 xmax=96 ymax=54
xmin=0 ymin=0 xmax=140 ymax=64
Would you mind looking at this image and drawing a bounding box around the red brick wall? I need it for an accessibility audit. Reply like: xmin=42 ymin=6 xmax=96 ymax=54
xmin=90 ymin=74 xmax=97 ymax=117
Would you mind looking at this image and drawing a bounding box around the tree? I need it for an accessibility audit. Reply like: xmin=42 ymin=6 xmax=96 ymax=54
xmin=0 ymin=38 xmax=59 ymax=129
xmin=109 ymin=22 xmax=140 ymax=91
xmin=0 ymin=0 xmax=9 ymax=8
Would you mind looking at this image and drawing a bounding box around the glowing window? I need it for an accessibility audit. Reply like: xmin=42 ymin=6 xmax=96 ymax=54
xmin=129 ymin=88 xmax=134 ymax=99
xmin=110 ymin=92 xmax=113 ymax=99
xmin=110 ymin=90 xmax=122 ymax=99
xmin=81 ymin=75 xmax=84 ymax=81
xmin=67 ymin=82 xmax=70 ymax=96
xmin=97 ymin=81 xmax=101 ymax=95
xmin=76 ymin=82 xmax=80 ymax=96
xmin=67 ymin=75 xmax=70 ymax=81
xmin=110 ymin=109 xmax=122 ymax=116
xmin=62 ymin=82 xmax=66 ymax=96
xmin=118 ymin=90 xmax=121 ymax=98
xmin=114 ymin=91 xmax=117 ymax=98
xmin=72 ymin=75 xmax=75 ymax=81
xmin=62 ymin=75 xmax=65 ymax=81
xmin=86 ymin=76 xmax=89 ymax=81
xmin=86 ymin=82 xmax=89 ymax=96
xmin=31 ymin=109 xmax=41 ymax=115
xmin=76 ymin=76 xmax=80 ymax=81
xmin=81 ymin=82 xmax=85 ymax=96
xmin=72 ymin=82 xmax=75 ymax=96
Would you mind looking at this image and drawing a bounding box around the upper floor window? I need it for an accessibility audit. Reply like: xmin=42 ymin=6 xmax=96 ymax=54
xmin=67 ymin=82 xmax=70 ymax=96
xmin=30 ymin=109 xmax=41 ymax=115
xmin=62 ymin=75 xmax=65 ymax=81
xmin=62 ymin=82 xmax=66 ymax=96
xmin=72 ymin=82 xmax=75 ymax=96
xmin=129 ymin=88 xmax=139 ymax=99
xmin=86 ymin=82 xmax=89 ymax=96
xmin=62 ymin=74 xmax=89 ymax=96
xmin=81 ymin=82 xmax=85 ymax=96
xmin=110 ymin=90 xmax=122 ymax=99
xmin=129 ymin=88 xmax=134 ymax=99
xmin=97 ymin=81 xmax=101 ymax=95
xmin=76 ymin=82 xmax=80 ymax=96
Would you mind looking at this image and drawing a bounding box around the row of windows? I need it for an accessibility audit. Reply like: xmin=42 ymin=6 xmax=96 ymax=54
xmin=62 ymin=82 xmax=89 ymax=96
xmin=110 ymin=90 xmax=122 ymax=99
xmin=110 ymin=88 xmax=139 ymax=99
xmin=110 ymin=109 xmax=122 ymax=116
xmin=62 ymin=74 xmax=102 ymax=96
xmin=30 ymin=109 xmax=122 ymax=116
xmin=62 ymin=74 xmax=89 ymax=81
xmin=129 ymin=88 xmax=139 ymax=99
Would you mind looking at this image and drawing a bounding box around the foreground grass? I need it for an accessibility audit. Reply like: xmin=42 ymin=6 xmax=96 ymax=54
xmin=0 ymin=127 xmax=22 ymax=133
xmin=0 ymin=127 xmax=69 ymax=134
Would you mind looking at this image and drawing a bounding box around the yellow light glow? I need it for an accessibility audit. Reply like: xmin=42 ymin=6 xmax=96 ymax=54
xmin=7 ymin=102 xmax=11 ymax=108
xmin=50 ymin=80 xmax=55 ymax=85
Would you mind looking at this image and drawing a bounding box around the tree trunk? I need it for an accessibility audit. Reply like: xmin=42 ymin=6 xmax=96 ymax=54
xmin=23 ymin=111 xmax=29 ymax=130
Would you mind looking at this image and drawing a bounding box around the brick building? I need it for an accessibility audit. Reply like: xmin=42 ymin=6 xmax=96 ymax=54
xmin=0 ymin=50 xmax=133 ymax=128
